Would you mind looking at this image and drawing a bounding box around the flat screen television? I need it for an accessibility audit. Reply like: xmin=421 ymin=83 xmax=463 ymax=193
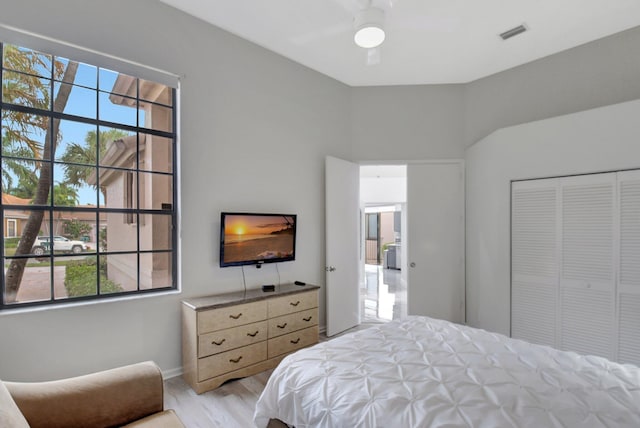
xmin=220 ymin=212 xmax=297 ymax=267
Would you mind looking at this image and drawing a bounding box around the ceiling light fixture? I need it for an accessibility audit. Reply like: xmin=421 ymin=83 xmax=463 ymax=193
xmin=354 ymin=7 xmax=386 ymax=49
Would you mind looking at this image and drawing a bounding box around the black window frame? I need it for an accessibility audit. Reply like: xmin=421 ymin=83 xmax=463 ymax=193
xmin=0 ymin=41 xmax=178 ymax=310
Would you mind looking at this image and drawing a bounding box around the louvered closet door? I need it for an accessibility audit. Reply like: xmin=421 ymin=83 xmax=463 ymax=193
xmin=559 ymin=173 xmax=616 ymax=360
xmin=618 ymin=170 xmax=640 ymax=366
xmin=511 ymin=179 xmax=558 ymax=347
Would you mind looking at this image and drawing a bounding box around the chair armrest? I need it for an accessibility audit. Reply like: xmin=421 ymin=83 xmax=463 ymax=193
xmin=5 ymin=361 xmax=164 ymax=428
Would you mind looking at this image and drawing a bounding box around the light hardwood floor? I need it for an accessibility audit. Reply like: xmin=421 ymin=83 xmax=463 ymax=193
xmin=164 ymin=323 xmax=377 ymax=427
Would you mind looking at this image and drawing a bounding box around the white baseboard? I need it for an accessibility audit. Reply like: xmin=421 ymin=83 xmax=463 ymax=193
xmin=162 ymin=366 xmax=183 ymax=380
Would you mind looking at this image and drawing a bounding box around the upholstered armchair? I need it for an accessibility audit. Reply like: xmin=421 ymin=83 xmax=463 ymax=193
xmin=0 ymin=361 xmax=184 ymax=428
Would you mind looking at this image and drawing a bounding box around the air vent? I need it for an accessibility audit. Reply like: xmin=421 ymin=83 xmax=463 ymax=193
xmin=500 ymin=24 xmax=527 ymax=40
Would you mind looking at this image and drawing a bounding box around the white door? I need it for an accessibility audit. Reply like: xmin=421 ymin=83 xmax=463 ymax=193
xmin=325 ymin=156 xmax=360 ymax=336
xmin=406 ymin=162 xmax=465 ymax=323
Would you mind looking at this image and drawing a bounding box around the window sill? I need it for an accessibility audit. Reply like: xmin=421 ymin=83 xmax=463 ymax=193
xmin=0 ymin=288 xmax=182 ymax=316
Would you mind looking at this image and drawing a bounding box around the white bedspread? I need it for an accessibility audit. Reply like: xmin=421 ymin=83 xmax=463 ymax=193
xmin=254 ymin=316 xmax=640 ymax=427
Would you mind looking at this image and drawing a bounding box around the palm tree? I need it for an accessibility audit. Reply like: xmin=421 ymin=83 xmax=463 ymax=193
xmin=3 ymin=45 xmax=78 ymax=302
xmin=60 ymin=128 xmax=130 ymax=203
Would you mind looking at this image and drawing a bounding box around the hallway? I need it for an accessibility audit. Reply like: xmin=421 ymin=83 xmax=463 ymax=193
xmin=361 ymin=264 xmax=405 ymax=323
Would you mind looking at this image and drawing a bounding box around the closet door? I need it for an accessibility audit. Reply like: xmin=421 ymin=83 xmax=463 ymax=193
xmin=559 ymin=173 xmax=616 ymax=360
xmin=618 ymin=170 xmax=640 ymax=366
xmin=511 ymin=179 xmax=558 ymax=346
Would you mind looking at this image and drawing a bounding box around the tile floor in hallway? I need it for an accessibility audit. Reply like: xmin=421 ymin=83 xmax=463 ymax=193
xmin=361 ymin=263 xmax=405 ymax=323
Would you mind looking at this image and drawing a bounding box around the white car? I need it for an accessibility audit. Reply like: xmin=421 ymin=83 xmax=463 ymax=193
xmin=32 ymin=236 xmax=88 ymax=255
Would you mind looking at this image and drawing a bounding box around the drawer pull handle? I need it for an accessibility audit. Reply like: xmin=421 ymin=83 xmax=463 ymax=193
xmin=290 ymin=338 xmax=301 ymax=344
xmin=277 ymin=323 xmax=288 ymax=329
xmin=303 ymin=316 xmax=312 ymax=322
xmin=229 ymin=313 xmax=243 ymax=320
xmin=247 ymin=330 xmax=259 ymax=337
xmin=290 ymin=301 xmax=300 ymax=307
xmin=211 ymin=338 xmax=226 ymax=346
xmin=229 ymin=356 xmax=243 ymax=364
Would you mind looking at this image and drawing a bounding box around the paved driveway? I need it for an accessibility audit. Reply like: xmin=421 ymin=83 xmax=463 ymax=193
xmin=12 ymin=265 xmax=67 ymax=302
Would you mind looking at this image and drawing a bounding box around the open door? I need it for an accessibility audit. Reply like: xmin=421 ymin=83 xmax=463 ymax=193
xmin=406 ymin=161 xmax=465 ymax=323
xmin=325 ymin=156 xmax=360 ymax=336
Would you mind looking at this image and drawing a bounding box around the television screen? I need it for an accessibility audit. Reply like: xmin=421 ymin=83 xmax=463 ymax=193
xmin=220 ymin=212 xmax=297 ymax=267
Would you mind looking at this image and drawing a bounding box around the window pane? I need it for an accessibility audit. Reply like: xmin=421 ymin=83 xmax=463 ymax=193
xmin=140 ymin=134 xmax=172 ymax=173
xmin=139 ymin=214 xmax=172 ymax=251
xmin=51 ymin=255 xmax=94 ymax=299
xmin=53 ymin=164 xmax=99 ymax=208
xmin=102 ymin=213 xmax=137 ymax=252
xmin=54 ymin=82 xmax=96 ymax=119
xmin=99 ymin=169 xmax=136 ymax=209
xmin=51 ymin=211 xmax=96 ymax=252
xmin=140 ymin=252 xmax=172 ymax=289
xmin=55 ymin=60 xmax=97 ymax=89
xmin=98 ymin=128 xmax=137 ymax=168
xmin=141 ymin=103 xmax=172 ymax=133
xmin=101 ymin=253 xmax=137 ymax=292
xmin=2 ymin=70 xmax=51 ymax=109
xmin=3 ymin=44 xmax=53 ymax=78
xmin=56 ymin=120 xmax=97 ymax=164
xmin=99 ymin=91 xmax=137 ymax=126
xmin=1 ymin=159 xmax=51 ymax=206
xmin=99 ymin=68 xmax=135 ymax=95
xmin=2 ymin=111 xmax=50 ymax=161
xmin=3 ymin=259 xmax=52 ymax=305
xmin=139 ymin=171 xmax=172 ymax=210
xmin=139 ymin=78 xmax=172 ymax=107
xmin=61 ymin=257 xmax=97 ymax=298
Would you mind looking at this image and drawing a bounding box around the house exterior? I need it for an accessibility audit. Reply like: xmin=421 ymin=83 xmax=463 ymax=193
xmin=2 ymin=193 xmax=31 ymax=238
xmin=85 ymin=75 xmax=173 ymax=291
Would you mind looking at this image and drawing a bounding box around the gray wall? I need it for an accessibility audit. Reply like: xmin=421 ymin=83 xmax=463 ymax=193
xmin=351 ymin=85 xmax=465 ymax=160
xmin=464 ymin=25 xmax=640 ymax=147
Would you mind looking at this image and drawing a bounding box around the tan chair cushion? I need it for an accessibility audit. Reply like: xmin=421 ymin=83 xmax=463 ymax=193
xmin=5 ymin=361 xmax=164 ymax=428
xmin=123 ymin=409 xmax=185 ymax=428
xmin=0 ymin=381 xmax=29 ymax=428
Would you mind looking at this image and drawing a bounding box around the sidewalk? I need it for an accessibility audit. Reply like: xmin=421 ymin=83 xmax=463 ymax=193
xmin=13 ymin=265 xmax=67 ymax=302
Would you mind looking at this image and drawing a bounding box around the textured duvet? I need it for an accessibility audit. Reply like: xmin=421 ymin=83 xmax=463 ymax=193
xmin=254 ymin=316 xmax=640 ymax=427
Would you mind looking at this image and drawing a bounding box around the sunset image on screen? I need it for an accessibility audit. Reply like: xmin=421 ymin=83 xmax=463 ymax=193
xmin=222 ymin=214 xmax=295 ymax=264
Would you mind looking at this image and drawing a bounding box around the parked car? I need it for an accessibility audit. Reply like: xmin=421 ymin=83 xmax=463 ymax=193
xmin=31 ymin=235 xmax=88 ymax=255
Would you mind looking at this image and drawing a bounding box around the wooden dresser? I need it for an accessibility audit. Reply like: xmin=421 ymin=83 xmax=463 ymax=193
xmin=182 ymin=283 xmax=320 ymax=393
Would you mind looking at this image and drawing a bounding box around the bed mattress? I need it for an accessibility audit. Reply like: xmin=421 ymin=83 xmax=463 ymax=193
xmin=254 ymin=316 xmax=640 ymax=427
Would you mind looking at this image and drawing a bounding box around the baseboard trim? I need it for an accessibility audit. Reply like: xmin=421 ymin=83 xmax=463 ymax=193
xmin=162 ymin=366 xmax=183 ymax=380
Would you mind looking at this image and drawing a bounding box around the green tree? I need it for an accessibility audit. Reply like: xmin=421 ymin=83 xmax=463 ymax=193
xmin=63 ymin=219 xmax=92 ymax=239
xmin=3 ymin=44 xmax=78 ymax=302
xmin=60 ymin=128 xmax=130 ymax=203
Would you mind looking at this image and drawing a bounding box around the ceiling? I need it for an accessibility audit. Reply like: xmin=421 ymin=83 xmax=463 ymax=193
xmin=158 ymin=0 xmax=640 ymax=87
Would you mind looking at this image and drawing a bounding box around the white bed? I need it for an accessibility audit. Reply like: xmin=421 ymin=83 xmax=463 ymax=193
xmin=254 ymin=316 xmax=640 ymax=427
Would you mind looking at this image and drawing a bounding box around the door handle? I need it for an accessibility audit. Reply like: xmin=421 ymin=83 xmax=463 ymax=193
xmin=410 ymin=262 xmax=416 ymax=268
xmin=325 ymin=266 xmax=336 ymax=272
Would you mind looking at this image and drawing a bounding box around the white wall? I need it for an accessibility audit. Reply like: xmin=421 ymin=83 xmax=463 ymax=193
xmin=0 ymin=0 xmax=351 ymax=381
xmin=465 ymin=99 xmax=640 ymax=335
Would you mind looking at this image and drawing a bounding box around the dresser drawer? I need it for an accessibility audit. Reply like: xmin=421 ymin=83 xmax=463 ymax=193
xmin=199 ymin=320 xmax=268 ymax=357
xmin=268 ymin=308 xmax=318 ymax=338
xmin=268 ymin=325 xmax=319 ymax=359
xmin=268 ymin=291 xmax=318 ymax=318
xmin=197 ymin=300 xmax=267 ymax=334
xmin=198 ymin=341 xmax=267 ymax=381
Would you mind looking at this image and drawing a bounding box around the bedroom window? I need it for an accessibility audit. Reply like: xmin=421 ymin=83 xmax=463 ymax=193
xmin=0 ymin=40 xmax=178 ymax=309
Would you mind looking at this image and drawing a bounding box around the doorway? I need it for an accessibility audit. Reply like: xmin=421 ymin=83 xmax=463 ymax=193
xmin=360 ymin=165 xmax=407 ymax=323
